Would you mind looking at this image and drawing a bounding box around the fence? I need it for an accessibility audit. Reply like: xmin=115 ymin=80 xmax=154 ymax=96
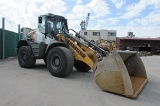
xmin=0 ymin=28 xmax=20 ymax=59
xmin=0 ymin=29 xmax=2 ymax=59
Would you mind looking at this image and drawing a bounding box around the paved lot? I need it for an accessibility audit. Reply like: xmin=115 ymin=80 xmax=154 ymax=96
xmin=0 ymin=56 xmax=160 ymax=106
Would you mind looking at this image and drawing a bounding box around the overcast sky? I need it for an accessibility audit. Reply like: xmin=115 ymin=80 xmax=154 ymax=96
xmin=0 ymin=0 xmax=160 ymax=38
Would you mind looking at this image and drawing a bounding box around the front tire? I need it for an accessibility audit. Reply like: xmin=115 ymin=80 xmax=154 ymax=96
xmin=47 ymin=47 xmax=74 ymax=77
xmin=18 ymin=46 xmax=36 ymax=68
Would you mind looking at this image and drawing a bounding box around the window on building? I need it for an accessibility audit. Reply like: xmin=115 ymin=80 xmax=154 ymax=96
xmin=93 ymin=32 xmax=100 ymax=36
xmin=84 ymin=32 xmax=87 ymax=35
xmin=108 ymin=32 xmax=116 ymax=36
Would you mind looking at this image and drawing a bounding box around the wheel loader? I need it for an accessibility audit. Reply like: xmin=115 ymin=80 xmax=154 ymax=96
xmin=17 ymin=13 xmax=148 ymax=98
xmin=95 ymin=39 xmax=116 ymax=56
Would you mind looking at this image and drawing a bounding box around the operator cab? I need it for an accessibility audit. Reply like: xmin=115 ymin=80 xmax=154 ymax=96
xmin=38 ymin=13 xmax=68 ymax=39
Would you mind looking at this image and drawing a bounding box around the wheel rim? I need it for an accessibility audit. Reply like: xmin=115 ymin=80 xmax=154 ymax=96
xmin=50 ymin=54 xmax=61 ymax=71
xmin=20 ymin=51 xmax=27 ymax=64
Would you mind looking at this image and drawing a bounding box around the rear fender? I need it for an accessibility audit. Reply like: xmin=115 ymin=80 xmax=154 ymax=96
xmin=17 ymin=40 xmax=30 ymax=54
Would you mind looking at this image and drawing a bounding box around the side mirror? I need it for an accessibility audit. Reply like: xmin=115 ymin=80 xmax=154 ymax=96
xmin=38 ymin=17 xmax=42 ymax=23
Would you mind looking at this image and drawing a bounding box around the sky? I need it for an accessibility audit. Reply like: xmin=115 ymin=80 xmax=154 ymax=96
xmin=0 ymin=0 xmax=160 ymax=38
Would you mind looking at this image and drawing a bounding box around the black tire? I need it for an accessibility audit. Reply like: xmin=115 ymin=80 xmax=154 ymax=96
xmin=74 ymin=61 xmax=91 ymax=72
xmin=46 ymin=47 xmax=74 ymax=77
xmin=18 ymin=46 xmax=36 ymax=68
xmin=43 ymin=58 xmax=47 ymax=64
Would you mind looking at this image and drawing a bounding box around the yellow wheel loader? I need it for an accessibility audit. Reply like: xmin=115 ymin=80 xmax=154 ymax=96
xmin=17 ymin=13 xmax=147 ymax=98
xmin=96 ymin=39 xmax=115 ymax=52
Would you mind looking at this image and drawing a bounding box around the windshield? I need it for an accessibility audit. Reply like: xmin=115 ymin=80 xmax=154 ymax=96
xmin=47 ymin=17 xmax=68 ymax=38
xmin=38 ymin=15 xmax=68 ymax=39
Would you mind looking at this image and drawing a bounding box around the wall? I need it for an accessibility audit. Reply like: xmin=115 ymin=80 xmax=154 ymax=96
xmin=80 ymin=29 xmax=117 ymax=41
xmin=107 ymin=30 xmax=117 ymax=41
xmin=0 ymin=28 xmax=19 ymax=59
xmin=0 ymin=29 xmax=2 ymax=59
xmin=100 ymin=30 xmax=108 ymax=40
xmin=5 ymin=30 xmax=19 ymax=58
xmin=80 ymin=30 xmax=100 ymax=40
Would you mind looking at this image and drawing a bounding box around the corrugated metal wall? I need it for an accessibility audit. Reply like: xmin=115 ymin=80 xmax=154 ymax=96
xmin=0 ymin=28 xmax=19 ymax=59
xmin=0 ymin=29 xmax=2 ymax=59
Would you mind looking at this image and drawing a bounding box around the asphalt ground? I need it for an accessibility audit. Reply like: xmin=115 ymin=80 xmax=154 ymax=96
xmin=0 ymin=56 xmax=160 ymax=106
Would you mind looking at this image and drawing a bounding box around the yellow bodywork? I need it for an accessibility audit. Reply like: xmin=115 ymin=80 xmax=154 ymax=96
xmin=21 ymin=14 xmax=148 ymax=99
xmin=57 ymin=34 xmax=148 ymax=98
xmin=95 ymin=50 xmax=148 ymax=98
xmin=57 ymin=34 xmax=98 ymax=71
xmin=96 ymin=39 xmax=115 ymax=52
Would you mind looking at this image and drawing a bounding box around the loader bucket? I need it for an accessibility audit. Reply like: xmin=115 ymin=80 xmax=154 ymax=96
xmin=94 ymin=50 xmax=148 ymax=98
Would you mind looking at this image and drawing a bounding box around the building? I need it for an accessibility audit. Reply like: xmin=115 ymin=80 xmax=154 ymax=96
xmin=116 ymin=37 xmax=160 ymax=54
xmin=80 ymin=29 xmax=117 ymax=42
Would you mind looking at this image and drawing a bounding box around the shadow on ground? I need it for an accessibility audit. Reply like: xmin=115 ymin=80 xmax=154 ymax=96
xmin=32 ymin=63 xmax=94 ymax=80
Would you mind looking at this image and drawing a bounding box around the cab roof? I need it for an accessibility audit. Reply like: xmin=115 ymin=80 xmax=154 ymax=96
xmin=39 ymin=13 xmax=67 ymax=21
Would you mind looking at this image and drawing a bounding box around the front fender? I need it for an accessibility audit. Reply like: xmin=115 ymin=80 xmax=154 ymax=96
xmin=45 ymin=42 xmax=69 ymax=56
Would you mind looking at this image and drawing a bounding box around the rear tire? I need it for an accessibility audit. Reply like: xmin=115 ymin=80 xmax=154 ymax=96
xmin=47 ymin=47 xmax=74 ymax=77
xmin=74 ymin=61 xmax=91 ymax=72
xmin=18 ymin=46 xmax=36 ymax=68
